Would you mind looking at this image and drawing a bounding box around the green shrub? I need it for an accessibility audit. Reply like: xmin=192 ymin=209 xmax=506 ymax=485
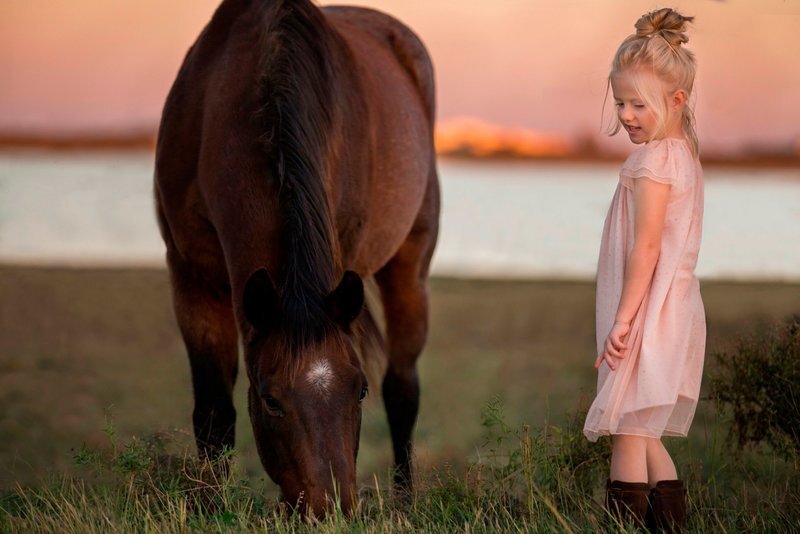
xmin=711 ymin=317 xmax=800 ymax=462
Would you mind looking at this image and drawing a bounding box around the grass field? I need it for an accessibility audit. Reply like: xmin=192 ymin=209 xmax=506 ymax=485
xmin=1 ymin=266 xmax=798 ymax=530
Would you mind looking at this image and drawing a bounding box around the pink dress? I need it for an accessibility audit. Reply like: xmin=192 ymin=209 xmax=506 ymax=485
xmin=584 ymin=138 xmax=706 ymax=442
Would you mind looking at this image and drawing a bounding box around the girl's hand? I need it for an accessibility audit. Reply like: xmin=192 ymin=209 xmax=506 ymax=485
xmin=594 ymin=321 xmax=630 ymax=371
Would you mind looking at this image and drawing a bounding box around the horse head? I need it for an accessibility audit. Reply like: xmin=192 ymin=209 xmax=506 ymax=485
xmin=241 ymin=267 xmax=367 ymax=516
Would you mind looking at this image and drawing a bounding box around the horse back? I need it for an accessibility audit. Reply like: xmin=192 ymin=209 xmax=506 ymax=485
xmin=323 ymin=6 xmax=435 ymax=123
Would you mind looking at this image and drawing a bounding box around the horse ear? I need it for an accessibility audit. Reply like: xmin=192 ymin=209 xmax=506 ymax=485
xmin=325 ymin=271 xmax=364 ymax=327
xmin=243 ymin=268 xmax=279 ymax=330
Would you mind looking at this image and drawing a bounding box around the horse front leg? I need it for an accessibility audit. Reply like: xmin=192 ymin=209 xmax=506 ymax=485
xmin=168 ymin=258 xmax=239 ymax=466
xmin=375 ymin=209 xmax=438 ymax=494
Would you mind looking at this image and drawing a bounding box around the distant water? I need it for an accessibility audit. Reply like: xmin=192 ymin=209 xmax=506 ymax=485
xmin=1 ymin=151 xmax=799 ymax=281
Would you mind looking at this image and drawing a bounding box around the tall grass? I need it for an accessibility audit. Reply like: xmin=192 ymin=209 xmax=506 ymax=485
xmin=2 ymin=397 xmax=798 ymax=533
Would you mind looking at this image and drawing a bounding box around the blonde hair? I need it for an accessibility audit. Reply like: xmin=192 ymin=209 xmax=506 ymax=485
xmin=606 ymin=8 xmax=699 ymax=156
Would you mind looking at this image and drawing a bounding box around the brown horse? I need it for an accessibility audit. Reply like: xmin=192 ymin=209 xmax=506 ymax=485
xmin=154 ymin=0 xmax=438 ymax=516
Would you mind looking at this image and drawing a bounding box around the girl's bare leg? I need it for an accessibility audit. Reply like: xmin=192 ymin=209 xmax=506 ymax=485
xmin=646 ymin=438 xmax=678 ymax=483
xmin=609 ymin=435 xmax=648 ymax=482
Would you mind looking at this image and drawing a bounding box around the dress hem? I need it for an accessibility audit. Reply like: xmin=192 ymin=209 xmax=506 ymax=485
xmin=583 ymin=426 xmax=690 ymax=443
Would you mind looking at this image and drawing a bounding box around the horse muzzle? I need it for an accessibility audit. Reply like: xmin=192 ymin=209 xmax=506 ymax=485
xmin=280 ymin=475 xmax=356 ymax=517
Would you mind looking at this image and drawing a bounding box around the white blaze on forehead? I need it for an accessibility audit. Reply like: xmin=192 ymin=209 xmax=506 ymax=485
xmin=306 ymin=359 xmax=333 ymax=394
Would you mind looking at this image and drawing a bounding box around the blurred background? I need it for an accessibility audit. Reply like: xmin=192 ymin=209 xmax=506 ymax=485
xmin=1 ymin=0 xmax=798 ymax=491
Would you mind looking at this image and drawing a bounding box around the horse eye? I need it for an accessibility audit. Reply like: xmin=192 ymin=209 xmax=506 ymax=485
xmin=262 ymin=394 xmax=284 ymax=417
xmin=359 ymin=385 xmax=368 ymax=403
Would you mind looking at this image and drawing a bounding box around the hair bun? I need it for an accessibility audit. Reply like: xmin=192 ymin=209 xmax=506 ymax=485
xmin=635 ymin=8 xmax=693 ymax=47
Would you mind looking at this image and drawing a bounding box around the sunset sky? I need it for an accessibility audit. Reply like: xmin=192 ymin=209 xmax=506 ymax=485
xmin=2 ymin=0 xmax=799 ymax=154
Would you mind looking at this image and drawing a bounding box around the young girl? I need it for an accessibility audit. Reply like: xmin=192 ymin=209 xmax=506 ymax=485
xmin=583 ymin=8 xmax=705 ymax=531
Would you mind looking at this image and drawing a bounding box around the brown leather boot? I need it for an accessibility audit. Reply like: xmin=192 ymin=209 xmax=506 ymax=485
xmin=648 ymin=480 xmax=687 ymax=533
xmin=606 ymin=479 xmax=650 ymax=529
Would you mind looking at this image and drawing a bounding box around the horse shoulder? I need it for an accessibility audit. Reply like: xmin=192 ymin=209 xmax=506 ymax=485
xmin=157 ymin=6 xmax=239 ymax=196
xmin=157 ymin=1 xmax=264 ymax=187
xmin=157 ymin=2 xmax=265 ymax=280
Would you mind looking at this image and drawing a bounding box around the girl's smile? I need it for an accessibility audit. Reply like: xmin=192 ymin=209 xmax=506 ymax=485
xmin=623 ymin=124 xmax=643 ymax=138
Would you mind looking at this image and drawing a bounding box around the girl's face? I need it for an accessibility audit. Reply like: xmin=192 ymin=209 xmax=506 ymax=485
xmin=610 ymin=69 xmax=685 ymax=144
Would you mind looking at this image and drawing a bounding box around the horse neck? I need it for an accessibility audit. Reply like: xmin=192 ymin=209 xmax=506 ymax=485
xmin=259 ymin=0 xmax=346 ymax=336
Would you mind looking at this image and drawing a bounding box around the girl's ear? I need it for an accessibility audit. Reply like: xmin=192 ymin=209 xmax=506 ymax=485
xmin=671 ymin=89 xmax=687 ymax=111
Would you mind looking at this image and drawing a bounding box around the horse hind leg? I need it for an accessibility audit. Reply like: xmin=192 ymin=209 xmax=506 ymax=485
xmin=168 ymin=260 xmax=239 ymax=465
xmin=375 ymin=183 xmax=439 ymax=493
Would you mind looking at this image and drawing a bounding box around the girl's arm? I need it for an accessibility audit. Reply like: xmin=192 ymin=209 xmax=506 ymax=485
xmin=595 ymin=177 xmax=671 ymax=370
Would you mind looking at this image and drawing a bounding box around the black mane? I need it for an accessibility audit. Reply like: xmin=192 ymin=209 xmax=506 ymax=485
xmin=258 ymin=0 xmax=340 ymax=350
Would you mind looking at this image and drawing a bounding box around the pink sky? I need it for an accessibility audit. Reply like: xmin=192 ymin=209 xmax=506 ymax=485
xmin=2 ymin=0 xmax=799 ymax=153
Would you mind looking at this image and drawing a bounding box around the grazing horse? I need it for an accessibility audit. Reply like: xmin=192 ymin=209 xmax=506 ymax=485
xmin=154 ymin=0 xmax=438 ymax=515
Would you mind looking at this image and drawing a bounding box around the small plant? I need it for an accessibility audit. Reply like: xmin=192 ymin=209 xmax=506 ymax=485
xmin=69 ymin=419 xmax=246 ymax=517
xmin=539 ymin=408 xmax=611 ymax=503
xmin=477 ymin=395 xmax=525 ymax=492
xmin=711 ymin=317 xmax=800 ymax=463
xmin=470 ymin=396 xmax=611 ymax=529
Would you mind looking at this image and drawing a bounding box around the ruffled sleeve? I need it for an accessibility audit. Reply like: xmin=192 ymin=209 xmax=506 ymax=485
xmin=619 ymin=139 xmax=682 ymax=189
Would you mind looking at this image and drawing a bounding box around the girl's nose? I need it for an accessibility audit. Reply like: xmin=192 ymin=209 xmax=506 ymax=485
xmin=619 ymin=106 xmax=633 ymax=122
